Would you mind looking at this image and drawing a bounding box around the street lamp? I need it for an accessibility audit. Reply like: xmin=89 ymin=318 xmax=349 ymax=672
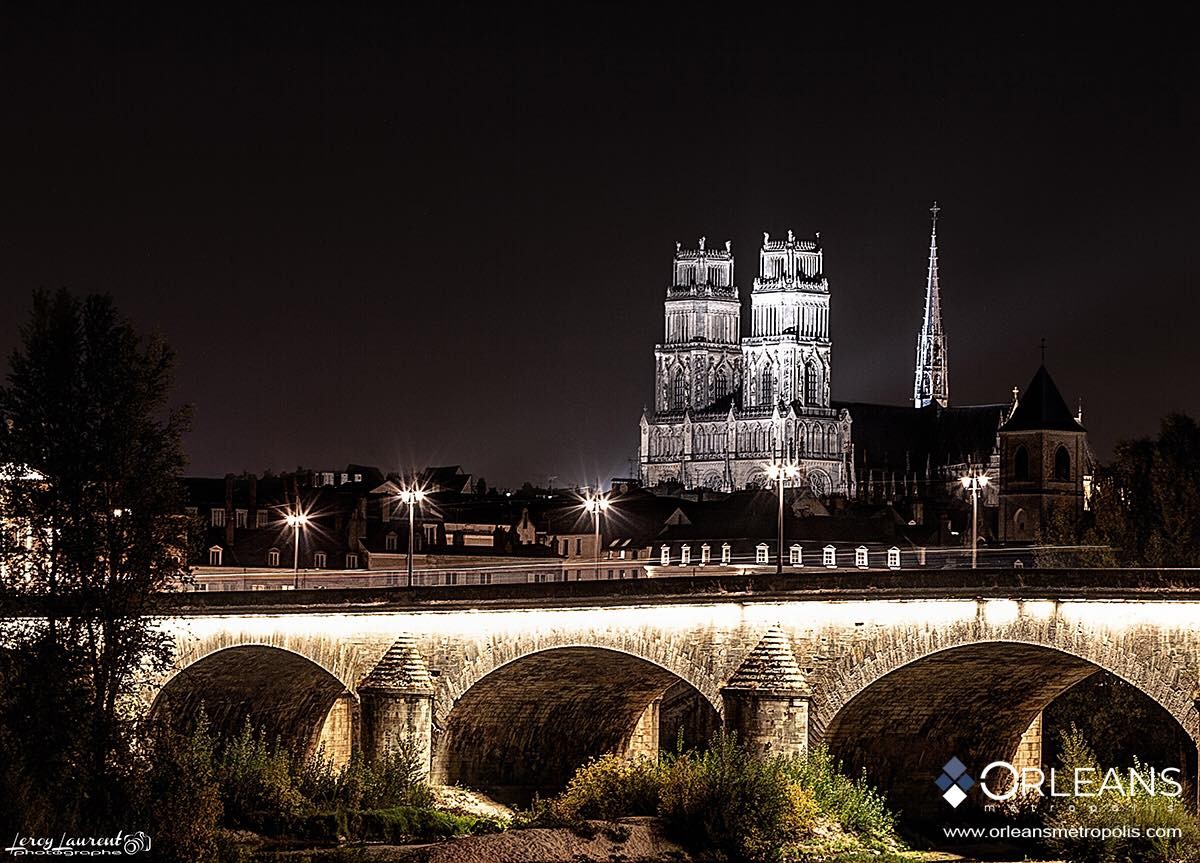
xmin=582 ymin=494 xmax=610 ymax=581
xmin=960 ymin=471 xmax=990 ymax=569
xmin=399 ymin=489 xmax=425 ymax=587
xmin=765 ymin=461 xmax=800 ymax=575
xmin=285 ymin=511 xmax=310 ymax=588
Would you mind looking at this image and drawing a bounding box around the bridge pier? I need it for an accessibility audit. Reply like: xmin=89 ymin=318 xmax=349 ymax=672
xmin=721 ymin=627 xmax=812 ymax=756
xmin=357 ymin=636 xmax=435 ymax=775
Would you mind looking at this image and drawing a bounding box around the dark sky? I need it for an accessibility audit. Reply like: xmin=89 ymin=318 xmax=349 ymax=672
xmin=1 ymin=7 xmax=1196 ymax=487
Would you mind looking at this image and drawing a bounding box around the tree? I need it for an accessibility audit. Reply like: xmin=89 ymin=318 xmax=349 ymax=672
xmin=1092 ymin=414 xmax=1200 ymax=567
xmin=0 ymin=289 xmax=191 ymax=831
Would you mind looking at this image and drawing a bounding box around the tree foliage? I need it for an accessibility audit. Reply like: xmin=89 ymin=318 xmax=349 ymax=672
xmin=0 ymin=289 xmax=190 ymax=831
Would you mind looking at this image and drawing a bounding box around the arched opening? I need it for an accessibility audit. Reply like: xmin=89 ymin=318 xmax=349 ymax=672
xmin=760 ymin=366 xmax=774 ymax=406
xmin=433 ymin=646 xmax=720 ymax=803
xmin=152 ymin=645 xmax=356 ymax=768
xmin=672 ymin=368 xmax=686 ymax=411
xmin=1054 ymin=445 xmax=1071 ymax=481
xmin=1013 ymin=445 xmax=1030 ymax=481
xmin=821 ymin=642 xmax=1194 ymax=824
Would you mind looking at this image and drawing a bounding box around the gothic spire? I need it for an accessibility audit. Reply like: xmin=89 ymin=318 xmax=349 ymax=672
xmin=914 ymin=202 xmax=949 ymax=408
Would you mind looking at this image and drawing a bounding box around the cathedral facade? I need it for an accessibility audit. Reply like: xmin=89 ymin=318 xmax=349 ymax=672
xmin=638 ymin=232 xmax=853 ymax=495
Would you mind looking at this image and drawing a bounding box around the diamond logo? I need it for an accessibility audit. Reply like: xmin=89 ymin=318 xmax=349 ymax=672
xmin=936 ymin=758 xmax=975 ymax=808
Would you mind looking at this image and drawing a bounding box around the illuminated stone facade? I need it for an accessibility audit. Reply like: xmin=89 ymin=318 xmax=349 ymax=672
xmin=640 ymin=232 xmax=852 ymax=495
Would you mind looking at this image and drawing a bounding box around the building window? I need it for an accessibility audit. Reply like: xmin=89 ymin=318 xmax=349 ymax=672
xmin=700 ymin=544 xmax=710 ymax=565
xmin=755 ymin=543 xmax=769 ymax=564
xmin=789 ymin=544 xmax=802 ymax=565
xmin=1014 ymin=445 xmax=1030 ymax=481
xmin=721 ymin=543 xmax=731 ymax=564
xmin=423 ymin=524 xmax=437 ymax=545
xmin=887 ymin=547 xmax=901 ymax=570
xmin=661 ymin=545 xmax=670 ymax=565
xmin=681 ymin=545 xmax=691 ymax=565
xmin=575 ymin=538 xmax=582 ymax=555
xmin=619 ymin=549 xmax=626 ymax=560
xmin=714 ymin=369 xmax=729 ymax=400
xmin=268 ymin=548 xmax=280 ymax=567
xmin=631 ymin=549 xmax=638 ymax=560
xmin=760 ymin=366 xmax=774 ymax=405
xmin=346 ymin=553 xmax=359 ymax=569
xmin=210 ymin=509 xmax=225 ymax=528
xmin=208 ymin=546 xmax=223 ymax=566
xmin=1013 ymin=507 xmax=1028 ymax=535
xmin=672 ymin=368 xmax=686 ymax=410
xmin=855 ymin=546 xmax=869 ymax=569
xmin=386 ymin=532 xmax=398 ymax=551
xmin=313 ymin=551 xmax=326 ymax=568
xmin=805 ymin=361 xmax=819 ymax=404
xmin=1054 ymin=446 xmax=1071 ymax=481
xmin=235 ymin=509 xmax=248 ymax=528
xmin=823 ymin=545 xmax=836 ymax=568
xmin=255 ymin=510 xmax=269 ymax=528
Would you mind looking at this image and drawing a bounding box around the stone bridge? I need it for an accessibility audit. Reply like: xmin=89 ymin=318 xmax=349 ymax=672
xmin=147 ymin=570 xmax=1200 ymax=813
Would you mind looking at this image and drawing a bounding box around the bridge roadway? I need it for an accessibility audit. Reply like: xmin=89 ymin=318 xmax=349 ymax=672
xmin=147 ymin=568 xmax=1200 ymax=816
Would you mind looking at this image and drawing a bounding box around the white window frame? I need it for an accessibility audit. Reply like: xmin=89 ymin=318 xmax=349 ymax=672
xmin=887 ymin=547 xmax=901 ymax=570
xmin=855 ymin=545 xmax=869 ymax=569
xmin=313 ymin=551 xmax=327 ymax=568
xmin=660 ymin=545 xmax=670 ymax=565
xmin=700 ymin=543 xmax=710 ymax=565
xmin=208 ymin=545 xmax=223 ymax=566
xmin=721 ymin=543 xmax=731 ymax=565
xmin=755 ymin=543 xmax=769 ymax=564
xmin=256 ymin=510 xmax=269 ymax=528
xmin=346 ymin=553 xmax=359 ymax=569
xmin=823 ymin=545 xmax=836 ymax=568
xmin=268 ymin=548 xmax=280 ymax=567
xmin=681 ymin=545 xmax=691 ymax=565
xmin=210 ymin=509 xmax=225 ymax=528
xmin=385 ymin=532 xmax=398 ymax=551
xmin=234 ymin=509 xmax=248 ymax=529
xmin=789 ymin=544 xmax=803 ymax=566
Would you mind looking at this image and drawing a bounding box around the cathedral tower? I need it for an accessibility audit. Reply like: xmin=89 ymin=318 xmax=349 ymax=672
xmin=914 ymin=203 xmax=949 ymax=408
xmin=653 ymin=238 xmax=742 ymax=414
xmin=740 ymin=230 xmax=831 ymax=409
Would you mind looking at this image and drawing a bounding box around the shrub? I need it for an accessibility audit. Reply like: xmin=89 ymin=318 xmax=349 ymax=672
xmin=358 ymin=805 xmax=488 ymax=842
xmin=135 ymin=717 xmax=223 ymax=863
xmin=215 ymin=721 xmax=306 ymax=828
xmin=784 ymin=746 xmax=900 ymax=848
xmin=552 ymin=753 xmax=663 ymax=821
xmin=1046 ymin=727 xmax=1200 ymax=863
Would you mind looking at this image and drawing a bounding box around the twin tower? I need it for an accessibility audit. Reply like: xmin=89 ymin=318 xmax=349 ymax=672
xmin=640 ymin=210 xmax=947 ymax=495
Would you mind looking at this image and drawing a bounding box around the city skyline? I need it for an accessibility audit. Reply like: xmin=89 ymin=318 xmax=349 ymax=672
xmin=0 ymin=7 xmax=1195 ymax=487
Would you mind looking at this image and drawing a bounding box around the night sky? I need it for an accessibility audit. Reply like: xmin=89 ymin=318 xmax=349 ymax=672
xmin=1 ymin=7 xmax=1196 ymax=487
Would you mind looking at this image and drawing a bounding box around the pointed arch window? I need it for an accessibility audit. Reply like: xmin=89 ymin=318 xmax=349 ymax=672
xmin=1014 ymin=445 xmax=1030 ymax=481
xmin=672 ymin=368 xmax=686 ymax=411
xmin=714 ymin=368 xmax=729 ymax=401
xmin=760 ymin=366 xmax=774 ymax=406
xmin=1054 ymin=446 xmax=1071 ymax=481
xmin=805 ymin=361 xmax=819 ymax=404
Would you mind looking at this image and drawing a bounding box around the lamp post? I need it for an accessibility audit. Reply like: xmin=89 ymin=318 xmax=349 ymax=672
xmin=583 ymin=494 xmax=610 ymax=581
xmin=765 ymin=461 xmax=800 ymax=575
xmin=285 ymin=511 xmax=309 ymax=589
xmin=960 ymin=471 xmax=990 ymax=569
xmin=399 ymin=489 xmax=425 ymax=588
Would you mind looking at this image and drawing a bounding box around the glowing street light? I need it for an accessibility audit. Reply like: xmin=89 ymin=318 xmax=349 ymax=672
xmin=960 ymin=471 xmax=990 ymax=569
xmin=285 ymin=511 xmax=310 ymax=588
xmin=399 ymin=488 xmax=426 ymax=588
xmin=582 ymin=494 xmax=610 ymax=581
xmin=765 ymin=461 xmax=800 ymax=575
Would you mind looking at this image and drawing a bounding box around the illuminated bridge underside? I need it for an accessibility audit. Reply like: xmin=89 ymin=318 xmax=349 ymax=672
xmin=153 ymin=645 xmax=351 ymax=758
xmin=433 ymin=647 xmax=719 ymax=799
xmin=822 ymin=643 xmax=1100 ymax=816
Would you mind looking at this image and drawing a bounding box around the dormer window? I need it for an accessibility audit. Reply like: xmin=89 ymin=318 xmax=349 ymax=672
xmin=823 ymin=545 xmax=836 ymax=568
xmin=721 ymin=543 xmax=731 ymax=565
xmin=700 ymin=544 xmax=711 ymax=565
xmin=755 ymin=544 xmax=769 ymax=564
xmin=268 ymin=548 xmax=280 ymax=567
xmin=660 ymin=545 xmax=670 ymax=565
xmin=208 ymin=546 xmax=223 ymax=566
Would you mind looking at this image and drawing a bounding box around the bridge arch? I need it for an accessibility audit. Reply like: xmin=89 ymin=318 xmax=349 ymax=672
xmin=813 ymin=628 xmax=1199 ymax=819
xmin=152 ymin=644 xmax=358 ymax=766
xmin=431 ymin=644 xmax=722 ymax=801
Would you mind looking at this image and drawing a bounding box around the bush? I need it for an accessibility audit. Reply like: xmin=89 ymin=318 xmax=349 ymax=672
xmin=1046 ymin=727 xmax=1200 ymax=863
xmin=357 ymin=805 xmax=494 ymax=842
xmin=135 ymin=717 xmax=223 ymax=863
xmin=216 ymin=722 xmax=306 ymax=828
xmin=784 ymin=746 xmax=899 ymax=848
xmin=552 ymin=753 xmax=664 ymax=821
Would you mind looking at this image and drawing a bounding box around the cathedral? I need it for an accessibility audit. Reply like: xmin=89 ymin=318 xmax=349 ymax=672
xmin=638 ymin=230 xmax=851 ymax=495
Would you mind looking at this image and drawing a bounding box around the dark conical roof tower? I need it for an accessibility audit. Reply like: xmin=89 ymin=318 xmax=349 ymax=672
xmin=1002 ymin=365 xmax=1085 ymax=432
